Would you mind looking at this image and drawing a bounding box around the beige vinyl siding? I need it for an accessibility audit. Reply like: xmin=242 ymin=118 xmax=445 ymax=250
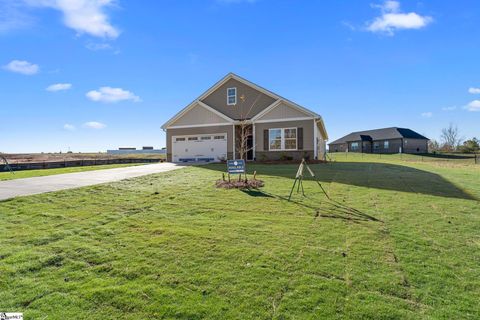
xmin=254 ymin=120 xmax=314 ymax=152
xmin=201 ymin=78 xmax=276 ymax=120
xmin=315 ymin=122 xmax=327 ymax=157
xmin=169 ymin=103 xmax=229 ymax=127
xmin=257 ymin=102 xmax=310 ymax=121
xmin=166 ymin=125 xmax=234 ymax=161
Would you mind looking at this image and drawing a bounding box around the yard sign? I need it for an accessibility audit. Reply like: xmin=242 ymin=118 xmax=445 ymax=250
xmin=227 ymin=159 xmax=245 ymax=174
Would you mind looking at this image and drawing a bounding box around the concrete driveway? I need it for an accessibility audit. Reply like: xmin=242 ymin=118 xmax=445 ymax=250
xmin=0 ymin=162 xmax=186 ymax=201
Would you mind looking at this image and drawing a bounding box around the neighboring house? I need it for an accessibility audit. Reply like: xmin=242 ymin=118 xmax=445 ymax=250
xmin=328 ymin=127 xmax=428 ymax=154
xmin=161 ymin=73 xmax=328 ymax=162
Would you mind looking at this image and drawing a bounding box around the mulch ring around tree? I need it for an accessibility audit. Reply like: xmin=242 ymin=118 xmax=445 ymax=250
xmin=215 ymin=172 xmax=264 ymax=189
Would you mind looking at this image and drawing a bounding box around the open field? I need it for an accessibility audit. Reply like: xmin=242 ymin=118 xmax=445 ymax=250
xmin=2 ymin=152 xmax=166 ymax=164
xmin=0 ymin=156 xmax=479 ymax=319
xmin=0 ymin=163 xmax=146 ymax=181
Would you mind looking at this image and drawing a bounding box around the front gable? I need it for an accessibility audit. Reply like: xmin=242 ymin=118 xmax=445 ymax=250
xmin=255 ymin=101 xmax=313 ymax=122
xmin=162 ymin=73 xmax=327 ymax=140
xmin=201 ymin=78 xmax=277 ymax=120
xmin=169 ymin=102 xmax=232 ymax=127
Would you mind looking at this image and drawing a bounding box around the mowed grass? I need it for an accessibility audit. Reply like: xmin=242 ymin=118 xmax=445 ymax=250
xmin=0 ymin=163 xmax=146 ymax=181
xmin=0 ymin=156 xmax=479 ymax=319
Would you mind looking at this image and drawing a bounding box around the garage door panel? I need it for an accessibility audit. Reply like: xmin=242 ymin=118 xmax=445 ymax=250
xmin=172 ymin=133 xmax=227 ymax=162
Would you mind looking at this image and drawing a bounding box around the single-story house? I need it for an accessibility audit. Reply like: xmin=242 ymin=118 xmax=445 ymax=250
xmin=328 ymin=127 xmax=429 ymax=154
xmin=161 ymin=73 xmax=328 ymax=162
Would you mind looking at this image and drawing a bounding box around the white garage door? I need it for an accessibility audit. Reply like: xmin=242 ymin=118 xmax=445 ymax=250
xmin=172 ymin=133 xmax=227 ymax=162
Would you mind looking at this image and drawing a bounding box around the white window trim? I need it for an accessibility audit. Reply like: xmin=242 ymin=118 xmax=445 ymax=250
xmin=227 ymin=87 xmax=237 ymax=106
xmin=268 ymin=127 xmax=298 ymax=151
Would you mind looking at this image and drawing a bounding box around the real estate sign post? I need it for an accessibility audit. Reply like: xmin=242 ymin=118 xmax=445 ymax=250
xmin=227 ymin=160 xmax=245 ymax=174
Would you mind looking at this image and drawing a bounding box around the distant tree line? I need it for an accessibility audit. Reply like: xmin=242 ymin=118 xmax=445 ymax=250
xmin=428 ymin=123 xmax=479 ymax=153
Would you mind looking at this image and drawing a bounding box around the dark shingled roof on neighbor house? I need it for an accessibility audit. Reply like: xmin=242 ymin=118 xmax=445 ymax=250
xmin=329 ymin=127 xmax=429 ymax=145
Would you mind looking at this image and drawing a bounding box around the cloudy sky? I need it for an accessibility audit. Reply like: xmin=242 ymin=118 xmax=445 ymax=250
xmin=0 ymin=0 xmax=479 ymax=152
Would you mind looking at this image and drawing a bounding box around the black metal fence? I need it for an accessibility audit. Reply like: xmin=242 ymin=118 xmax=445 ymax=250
xmin=0 ymin=158 xmax=163 ymax=172
xmin=327 ymin=152 xmax=479 ymax=164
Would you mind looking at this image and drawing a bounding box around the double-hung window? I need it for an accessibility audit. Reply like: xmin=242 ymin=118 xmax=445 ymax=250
xmin=351 ymin=142 xmax=359 ymax=151
xmin=384 ymin=141 xmax=389 ymax=149
xmin=269 ymin=128 xmax=297 ymax=151
xmin=227 ymin=87 xmax=236 ymax=105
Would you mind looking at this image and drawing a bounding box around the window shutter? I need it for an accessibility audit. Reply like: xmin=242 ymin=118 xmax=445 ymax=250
xmin=264 ymin=130 xmax=269 ymax=151
xmin=297 ymin=127 xmax=303 ymax=150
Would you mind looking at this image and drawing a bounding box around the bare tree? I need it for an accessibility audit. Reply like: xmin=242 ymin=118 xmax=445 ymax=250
xmin=428 ymin=139 xmax=440 ymax=152
xmin=440 ymin=123 xmax=462 ymax=152
xmin=236 ymin=93 xmax=261 ymax=160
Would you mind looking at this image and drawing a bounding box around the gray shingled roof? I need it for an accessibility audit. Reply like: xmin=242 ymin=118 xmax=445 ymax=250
xmin=329 ymin=127 xmax=429 ymax=145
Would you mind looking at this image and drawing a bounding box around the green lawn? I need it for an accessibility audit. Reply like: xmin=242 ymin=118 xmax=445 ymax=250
xmin=0 ymin=163 xmax=146 ymax=181
xmin=0 ymin=156 xmax=479 ymax=319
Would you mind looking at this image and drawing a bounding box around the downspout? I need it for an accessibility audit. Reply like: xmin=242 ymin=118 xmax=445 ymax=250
xmin=162 ymin=127 xmax=168 ymax=161
xmin=252 ymin=123 xmax=256 ymax=161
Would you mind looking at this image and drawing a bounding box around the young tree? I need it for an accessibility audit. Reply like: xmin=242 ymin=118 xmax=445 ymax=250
xmin=440 ymin=123 xmax=462 ymax=152
xmin=236 ymin=93 xmax=261 ymax=160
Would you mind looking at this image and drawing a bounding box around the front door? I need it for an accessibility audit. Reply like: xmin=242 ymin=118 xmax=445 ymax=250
xmin=247 ymin=134 xmax=253 ymax=161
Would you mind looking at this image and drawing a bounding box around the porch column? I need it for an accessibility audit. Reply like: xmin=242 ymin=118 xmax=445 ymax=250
xmin=232 ymin=124 xmax=236 ymax=159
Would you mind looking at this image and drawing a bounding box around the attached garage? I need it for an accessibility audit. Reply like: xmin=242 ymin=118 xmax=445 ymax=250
xmin=171 ymin=133 xmax=227 ymax=162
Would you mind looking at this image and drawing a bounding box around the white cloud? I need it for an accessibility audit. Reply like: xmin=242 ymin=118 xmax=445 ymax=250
xmin=63 ymin=123 xmax=75 ymax=131
xmin=421 ymin=112 xmax=433 ymax=118
xmin=366 ymin=1 xmax=433 ymax=36
xmin=442 ymin=106 xmax=457 ymax=111
xmin=375 ymin=0 xmax=400 ymax=13
xmin=46 ymin=83 xmax=72 ymax=92
xmin=464 ymin=100 xmax=480 ymax=112
xmin=3 ymin=60 xmax=39 ymax=75
xmin=468 ymin=87 xmax=480 ymax=94
xmin=0 ymin=1 xmax=34 ymax=33
xmin=86 ymin=86 xmax=141 ymax=103
xmin=25 ymin=0 xmax=119 ymax=38
xmin=85 ymin=42 xmax=112 ymax=51
xmin=341 ymin=20 xmax=356 ymax=31
xmin=83 ymin=121 xmax=106 ymax=129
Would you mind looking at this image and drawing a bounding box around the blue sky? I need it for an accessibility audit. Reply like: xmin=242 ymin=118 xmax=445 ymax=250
xmin=1 ymin=0 xmax=479 ymax=153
